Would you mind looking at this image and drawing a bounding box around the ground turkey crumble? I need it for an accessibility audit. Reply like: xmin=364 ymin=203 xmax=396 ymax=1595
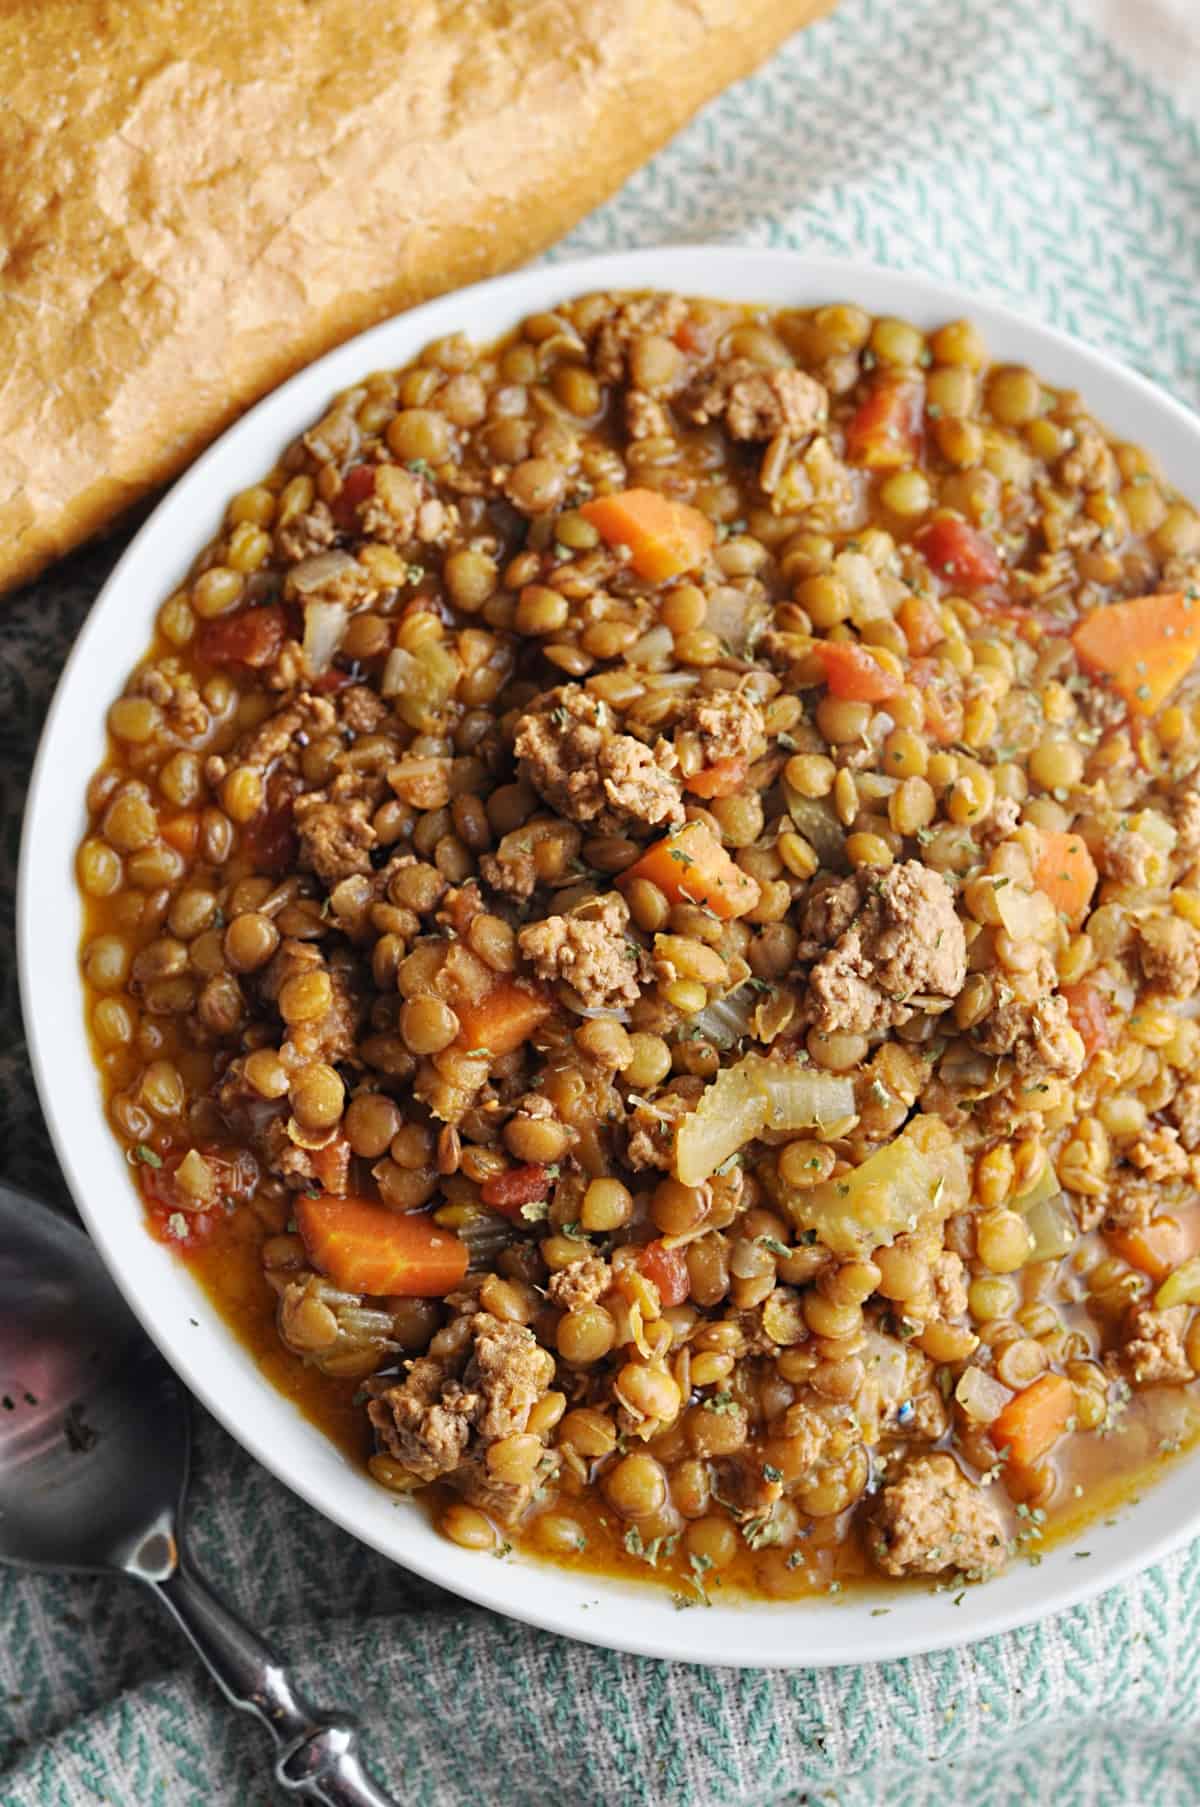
xmin=1174 ymin=790 xmax=1200 ymax=870
xmin=796 ymin=861 xmax=967 ymax=1037
xmin=931 ymin=1251 xmax=969 ymax=1320
xmin=1100 ymin=828 xmax=1158 ymax=889
xmin=1102 ymin=1170 xmax=1160 ymax=1230
xmin=868 ymin=1454 xmax=1007 ymax=1578
xmin=1170 ymin=1080 xmax=1200 ymax=1151
xmin=515 ymin=685 xmax=683 ymax=836
xmin=294 ymin=775 xmax=381 ymax=885
xmin=590 ymin=294 xmax=689 ymax=384
xmin=625 ymin=1086 xmax=700 ymax=1170
xmin=518 ymin=892 xmax=645 ymax=1011
xmin=547 ymin=1257 xmax=612 ymax=1311
xmin=625 ymin=390 xmax=671 ymax=441
xmin=673 ymin=687 xmax=765 ymax=775
xmin=1121 ymin=1305 xmax=1194 ymax=1387
xmin=228 ymin=691 xmax=339 ymax=775
xmin=971 ymin=949 xmax=1086 ymax=1083
xmin=369 ymin=1307 xmax=555 ymax=1521
xmin=685 ymin=358 xmax=829 ymax=442
xmin=479 ymin=817 xmax=583 ymax=901
xmin=1138 ymin=915 xmax=1200 ymax=996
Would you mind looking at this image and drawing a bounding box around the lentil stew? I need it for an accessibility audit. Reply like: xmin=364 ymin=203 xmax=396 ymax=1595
xmin=77 ymin=289 xmax=1200 ymax=1603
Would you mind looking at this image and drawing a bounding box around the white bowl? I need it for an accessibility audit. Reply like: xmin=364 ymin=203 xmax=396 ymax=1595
xmin=20 ymin=246 xmax=1200 ymax=1668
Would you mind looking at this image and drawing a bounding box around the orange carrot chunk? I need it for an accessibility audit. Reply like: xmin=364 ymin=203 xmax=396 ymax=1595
xmin=1032 ymin=828 xmax=1098 ymax=927
xmin=844 ymin=376 xmax=924 ymax=470
xmin=1071 ymin=590 xmax=1200 ymax=717
xmin=580 ymin=488 xmax=715 ymax=584
xmin=617 ymin=819 xmax=760 ymax=920
xmin=453 ymin=981 xmax=552 ymax=1057
xmin=684 ymin=755 xmax=748 ymax=799
xmin=813 ymin=640 xmax=903 ymax=704
xmin=1106 ymin=1215 xmax=1200 ymax=1284
xmin=637 ymin=1239 xmax=690 ymax=1308
xmin=295 ymin=1194 xmax=468 ymax=1297
xmin=991 ymin=1371 xmax=1074 ymax=1468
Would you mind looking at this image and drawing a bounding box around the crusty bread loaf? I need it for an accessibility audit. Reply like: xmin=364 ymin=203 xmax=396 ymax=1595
xmin=1 ymin=0 xmax=830 ymax=594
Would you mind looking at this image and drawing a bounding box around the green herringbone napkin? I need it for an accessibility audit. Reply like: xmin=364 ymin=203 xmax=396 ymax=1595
xmin=4 ymin=1 xmax=1200 ymax=1801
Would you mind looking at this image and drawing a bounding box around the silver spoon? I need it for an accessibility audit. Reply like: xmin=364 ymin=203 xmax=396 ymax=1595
xmin=0 ymin=1178 xmax=399 ymax=1807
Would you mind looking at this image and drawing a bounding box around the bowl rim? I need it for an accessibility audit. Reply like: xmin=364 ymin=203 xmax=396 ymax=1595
xmin=19 ymin=243 xmax=1200 ymax=1670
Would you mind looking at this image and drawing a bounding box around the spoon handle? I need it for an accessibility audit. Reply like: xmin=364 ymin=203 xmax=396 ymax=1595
xmin=149 ymin=1557 xmax=399 ymax=1807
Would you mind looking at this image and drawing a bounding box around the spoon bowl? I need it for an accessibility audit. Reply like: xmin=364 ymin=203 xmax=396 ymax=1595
xmin=0 ymin=1180 xmax=396 ymax=1806
xmin=0 ymin=1185 xmax=183 ymax=1573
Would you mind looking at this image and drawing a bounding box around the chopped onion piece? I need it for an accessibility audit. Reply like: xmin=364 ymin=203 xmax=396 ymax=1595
xmin=1024 ymin=1193 xmax=1077 ymax=1263
xmin=995 ymin=881 xmax=1055 ymax=942
xmin=671 ymin=1054 xmax=855 ymax=1186
xmin=955 ymin=1366 xmax=1013 ymax=1424
xmin=302 ymin=599 xmax=347 ymax=674
xmin=1013 ymin=1159 xmax=1059 ymax=1212
xmin=689 ymin=984 xmax=759 ymax=1049
xmin=174 ymin=1149 xmax=216 ymax=1204
xmin=288 ymin=549 xmax=359 ymax=595
xmin=1156 ymin=1254 xmax=1200 ymax=1310
xmin=626 ymin=624 xmax=674 ymax=668
xmin=743 ymin=1055 xmax=854 ymax=1133
xmin=782 ymin=780 xmax=848 ymax=870
xmin=673 ymin=1060 xmax=767 ymax=1187
xmin=855 ymin=1328 xmax=913 ymax=1440
xmin=382 ymin=639 xmax=460 ymax=729
xmin=705 ymin=584 xmax=768 ymax=655
xmin=774 ymin=1116 xmax=966 ymax=1257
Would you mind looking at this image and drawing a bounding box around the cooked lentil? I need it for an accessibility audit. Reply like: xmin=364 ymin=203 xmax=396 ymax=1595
xmin=79 ymin=289 xmax=1200 ymax=1603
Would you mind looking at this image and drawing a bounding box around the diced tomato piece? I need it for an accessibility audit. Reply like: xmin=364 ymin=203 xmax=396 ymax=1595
xmin=330 ymin=463 xmax=376 ymax=531
xmin=241 ymin=798 xmax=297 ymax=875
xmin=145 ymin=1205 xmax=217 ymax=1253
xmin=914 ymin=515 xmax=1003 ymax=592
xmin=481 ymin=1163 xmax=553 ymax=1219
xmin=637 ymin=1239 xmax=689 ymax=1308
xmin=813 ymin=640 xmax=903 ymax=703
xmin=312 ymin=666 xmax=356 ymax=694
xmin=196 ymin=603 xmax=286 ymax=669
xmin=684 ymin=756 xmax=748 ymax=799
xmin=1060 ymin=982 xmax=1110 ymax=1060
xmin=844 ymin=377 xmax=924 ymax=470
xmin=910 ymin=660 xmax=963 ymax=745
xmin=138 ymin=1146 xmax=256 ymax=1255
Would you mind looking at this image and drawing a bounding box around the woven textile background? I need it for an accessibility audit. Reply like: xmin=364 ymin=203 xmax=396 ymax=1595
xmin=3 ymin=0 xmax=1200 ymax=1801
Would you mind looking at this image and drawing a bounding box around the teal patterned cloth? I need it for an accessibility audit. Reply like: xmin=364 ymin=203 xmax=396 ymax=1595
xmin=4 ymin=0 xmax=1200 ymax=1801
